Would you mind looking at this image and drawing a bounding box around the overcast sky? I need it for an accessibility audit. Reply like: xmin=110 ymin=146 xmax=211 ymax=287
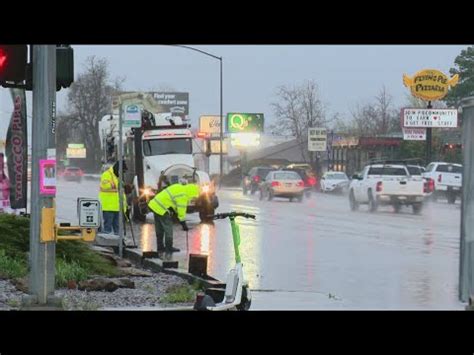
xmin=0 ymin=45 xmax=468 ymax=140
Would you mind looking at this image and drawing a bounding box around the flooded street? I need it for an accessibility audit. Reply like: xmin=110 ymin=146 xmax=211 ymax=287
xmin=56 ymin=179 xmax=464 ymax=309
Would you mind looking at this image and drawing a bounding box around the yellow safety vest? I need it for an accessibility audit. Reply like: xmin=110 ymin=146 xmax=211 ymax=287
xmin=99 ymin=167 xmax=127 ymax=212
xmin=148 ymin=183 xmax=199 ymax=221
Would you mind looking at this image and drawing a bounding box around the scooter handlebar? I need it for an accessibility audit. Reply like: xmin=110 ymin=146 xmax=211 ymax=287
xmin=208 ymin=212 xmax=256 ymax=220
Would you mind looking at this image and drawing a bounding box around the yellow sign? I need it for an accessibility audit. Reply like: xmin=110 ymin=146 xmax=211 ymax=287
xmin=403 ymin=69 xmax=458 ymax=101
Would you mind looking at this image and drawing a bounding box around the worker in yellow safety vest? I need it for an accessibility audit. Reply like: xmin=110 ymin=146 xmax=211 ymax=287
xmin=148 ymin=183 xmax=200 ymax=253
xmin=99 ymin=160 xmax=128 ymax=235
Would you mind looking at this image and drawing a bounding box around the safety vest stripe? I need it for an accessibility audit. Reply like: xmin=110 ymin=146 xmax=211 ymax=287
xmin=176 ymin=204 xmax=186 ymax=208
xmin=100 ymin=188 xmax=118 ymax=192
xmin=165 ymin=189 xmax=178 ymax=207
xmin=151 ymin=197 xmax=168 ymax=211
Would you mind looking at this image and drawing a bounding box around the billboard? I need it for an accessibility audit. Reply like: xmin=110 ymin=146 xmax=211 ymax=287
xmin=199 ymin=115 xmax=222 ymax=137
xmin=401 ymin=108 xmax=458 ymax=128
xmin=226 ymin=113 xmax=264 ymax=133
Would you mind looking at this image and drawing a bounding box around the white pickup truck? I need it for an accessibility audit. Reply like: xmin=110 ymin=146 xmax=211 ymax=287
xmin=423 ymin=162 xmax=462 ymax=204
xmin=349 ymin=164 xmax=425 ymax=214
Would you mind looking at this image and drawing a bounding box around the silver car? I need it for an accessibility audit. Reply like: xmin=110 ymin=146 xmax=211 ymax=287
xmin=259 ymin=170 xmax=306 ymax=202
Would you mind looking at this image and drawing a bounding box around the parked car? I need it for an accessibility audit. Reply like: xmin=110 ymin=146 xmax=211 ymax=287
xmin=259 ymin=170 xmax=305 ymax=202
xmin=423 ymin=162 xmax=462 ymax=204
xmin=320 ymin=171 xmax=349 ymax=193
xmin=62 ymin=167 xmax=84 ymax=182
xmin=283 ymin=167 xmax=317 ymax=197
xmin=242 ymin=166 xmax=276 ymax=195
xmin=349 ymin=164 xmax=425 ymax=214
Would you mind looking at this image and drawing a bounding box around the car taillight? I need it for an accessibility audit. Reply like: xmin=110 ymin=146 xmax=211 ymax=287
xmin=308 ymin=177 xmax=316 ymax=186
xmin=297 ymin=181 xmax=305 ymax=187
xmin=376 ymin=181 xmax=383 ymax=192
xmin=438 ymin=174 xmax=442 ymax=183
xmin=253 ymin=176 xmax=260 ymax=183
xmin=429 ymin=179 xmax=435 ymax=192
xmin=271 ymin=181 xmax=280 ymax=187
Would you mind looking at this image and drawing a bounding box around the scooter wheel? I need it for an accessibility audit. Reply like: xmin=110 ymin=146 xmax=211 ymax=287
xmin=236 ymin=286 xmax=251 ymax=311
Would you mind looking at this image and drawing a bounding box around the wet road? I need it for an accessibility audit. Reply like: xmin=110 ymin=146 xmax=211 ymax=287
xmin=56 ymin=179 xmax=465 ymax=310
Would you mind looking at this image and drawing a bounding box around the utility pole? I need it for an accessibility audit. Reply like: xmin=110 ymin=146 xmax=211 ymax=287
xmin=426 ymin=101 xmax=433 ymax=165
xmin=219 ymin=58 xmax=224 ymax=183
xmin=459 ymin=97 xmax=474 ymax=305
xmin=27 ymin=45 xmax=57 ymax=306
xmin=118 ymin=103 xmax=124 ymax=257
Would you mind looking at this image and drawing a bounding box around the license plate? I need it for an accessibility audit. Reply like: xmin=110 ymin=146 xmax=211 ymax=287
xmin=453 ymin=187 xmax=460 ymax=191
xmin=285 ymin=183 xmax=292 ymax=187
xmin=398 ymin=196 xmax=407 ymax=200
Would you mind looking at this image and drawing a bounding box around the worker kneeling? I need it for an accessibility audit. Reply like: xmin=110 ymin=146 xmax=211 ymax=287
xmin=148 ymin=183 xmax=200 ymax=253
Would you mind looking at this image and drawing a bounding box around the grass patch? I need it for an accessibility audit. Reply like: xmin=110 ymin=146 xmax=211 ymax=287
xmin=0 ymin=214 xmax=119 ymax=286
xmin=0 ymin=250 xmax=27 ymax=279
xmin=160 ymin=284 xmax=197 ymax=304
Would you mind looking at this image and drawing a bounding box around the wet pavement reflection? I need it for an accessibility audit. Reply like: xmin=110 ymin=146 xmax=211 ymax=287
xmin=56 ymin=180 xmax=465 ymax=309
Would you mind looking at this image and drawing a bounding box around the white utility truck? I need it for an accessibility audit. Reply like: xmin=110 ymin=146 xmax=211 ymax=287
xmin=99 ymin=108 xmax=218 ymax=223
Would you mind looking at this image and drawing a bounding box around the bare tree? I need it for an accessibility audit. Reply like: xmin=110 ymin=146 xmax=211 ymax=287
xmin=348 ymin=87 xmax=400 ymax=137
xmin=66 ymin=56 xmax=124 ymax=172
xmin=270 ymin=80 xmax=328 ymax=171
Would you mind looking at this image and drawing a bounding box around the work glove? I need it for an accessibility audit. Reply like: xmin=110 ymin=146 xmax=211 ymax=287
xmin=180 ymin=221 xmax=189 ymax=231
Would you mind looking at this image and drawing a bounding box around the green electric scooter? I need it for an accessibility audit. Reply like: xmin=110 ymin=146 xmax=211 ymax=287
xmin=194 ymin=211 xmax=256 ymax=311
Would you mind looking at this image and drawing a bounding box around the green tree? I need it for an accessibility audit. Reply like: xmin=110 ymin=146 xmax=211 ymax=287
xmin=445 ymin=46 xmax=474 ymax=107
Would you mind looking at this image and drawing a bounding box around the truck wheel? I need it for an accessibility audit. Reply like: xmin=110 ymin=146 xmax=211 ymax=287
xmin=368 ymin=192 xmax=378 ymax=213
xmin=447 ymin=192 xmax=456 ymax=204
xmin=349 ymin=190 xmax=359 ymax=211
xmin=132 ymin=192 xmax=147 ymax=222
xmin=412 ymin=203 xmax=423 ymax=215
xmin=236 ymin=286 xmax=251 ymax=311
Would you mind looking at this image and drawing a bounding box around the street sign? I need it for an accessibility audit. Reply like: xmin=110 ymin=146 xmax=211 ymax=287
xmin=308 ymin=128 xmax=327 ymax=152
xmin=123 ymin=104 xmax=142 ymax=128
xmin=77 ymin=198 xmax=101 ymax=228
xmin=402 ymin=108 xmax=458 ymax=128
xmin=199 ymin=115 xmax=222 ymax=137
xmin=403 ymin=127 xmax=426 ymax=141
xmin=403 ymin=69 xmax=459 ymax=101
xmin=66 ymin=147 xmax=86 ymax=158
xmin=227 ymin=113 xmax=264 ymax=133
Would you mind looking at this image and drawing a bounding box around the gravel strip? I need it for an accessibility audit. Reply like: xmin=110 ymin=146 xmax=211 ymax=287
xmin=0 ymin=279 xmax=27 ymax=310
xmin=1 ymin=273 xmax=195 ymax=310
xmin=57 ymin=273 xmax=193 ymax=310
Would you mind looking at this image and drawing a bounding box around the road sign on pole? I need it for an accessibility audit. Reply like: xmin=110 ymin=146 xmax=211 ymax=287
xmin=402 ymin=127 xmax=427 ymax=141
xmin=308 ymin=128 xmax=327 ymax=152
xmin=402 ymin=108 xmax=458 ymax=128
xmin=123 ymin=104 xmax=142 ymax=128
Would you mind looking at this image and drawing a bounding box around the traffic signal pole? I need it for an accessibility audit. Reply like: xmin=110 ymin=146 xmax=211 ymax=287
xmin=26 ymin=45 xmax=58 ymax=306
xmin=460 ymin=97 xmax=474 ymax=306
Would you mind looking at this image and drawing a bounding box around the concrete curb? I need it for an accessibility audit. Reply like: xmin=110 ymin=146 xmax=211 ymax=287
xmin=122 ymin=248 xmax=225 ymax=289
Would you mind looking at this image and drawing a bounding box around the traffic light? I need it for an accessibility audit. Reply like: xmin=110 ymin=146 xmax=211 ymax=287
xmin=0 ymin=45 xmax=27 ymax=86
xmin=56 ymin=45 xmax=74 ymax=90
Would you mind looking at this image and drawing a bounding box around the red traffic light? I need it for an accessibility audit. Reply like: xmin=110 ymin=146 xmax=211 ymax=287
xmin=0 ymin=45 xmax=27 ymax=84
